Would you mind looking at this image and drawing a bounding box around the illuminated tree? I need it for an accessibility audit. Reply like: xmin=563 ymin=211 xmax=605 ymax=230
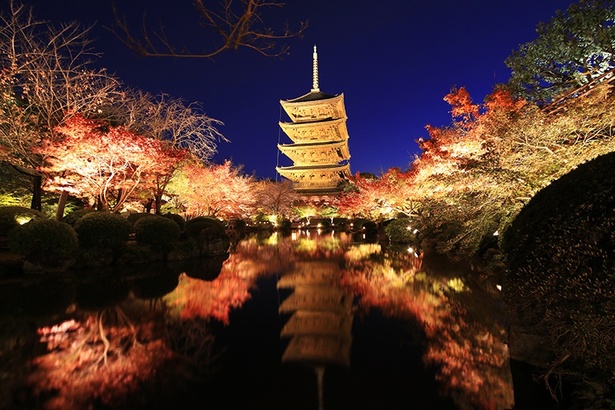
xmin=112 ymin=0 xmax=307 ymax=58
xmin=337 ymin=168 xmax=416 ymax=220
xmin=167 ymin=160 xmax=255 ymax=219
xmin=411 ymin=83 xmax=615 ymax=257
xmin=292 ymin=201 xmax=318 ymax=224
xmin=112 ymin=89 xmax=227 ymax=163
xmin=253 ymin=179 xmax=297 ymax=221
xmin=506 ymin=0 xmax=615 ymax=102
xmin=0 ymin=1 xmax=123 ymax=210
xmin=36 ymin=115 xmax=188 ymax=213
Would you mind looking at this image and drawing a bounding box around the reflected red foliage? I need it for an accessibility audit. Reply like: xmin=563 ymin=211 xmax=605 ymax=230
xmin=340 ymin=249 xmax=513 ymax=410
xmin=166 ymin=237 xmax=295 ymax=324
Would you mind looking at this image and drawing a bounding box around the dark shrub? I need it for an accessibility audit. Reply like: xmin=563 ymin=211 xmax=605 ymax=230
xmin=351 ymin=218 xmax=369 ymax=232
xmin=0 ymin=206 xmax=45 ymax=237
xmin=503 ymin=152 xmax=615 ymax=409
xmin=9 ymin=219 xmax=78 ymax=263
xmin=226 ymin=218 xmax=247 ymax=232
xmin=63 ymin=209 xmax=95 ymax=226
xmin=279 ymin=219 xmax=292 ymax=231
xmin=127 ymin=213 xmax=154 ymax=227
xmin=384 ymin=217 xmax=418 ymax=244
xmin=74 ymin=212 xmax=131 ymax=249
xmin=310 ymin=218 xmax=331 ymax=231
xmin=134 ymin=215 xmax=181 ymax=252
xmin=184 ymin=216 xmax=227 ymax=240
xmin=163 ymin=213 xmax=185 ymax=231
xmin=184 ymin=216 xmax=230 ymax=255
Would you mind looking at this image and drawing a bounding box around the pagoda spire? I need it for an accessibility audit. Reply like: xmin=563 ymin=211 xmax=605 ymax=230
xmin=311 ymin=45 xmax=320 ymax=92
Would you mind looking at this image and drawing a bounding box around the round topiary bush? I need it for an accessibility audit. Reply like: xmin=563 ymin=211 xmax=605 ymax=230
xmin=163 ymin=213 xmax=185 ymax=231
xmin=134 ymin=215 xmax=181 ymax=252
xmin=63 ymin=209 xmax=95 ymax=226
xmin=8 ymin=219 xmax=78 ymax=265
xmin=0 ymin=206 xmax=45 ymax=237
xmin=127 ymin=212 xmax=154 ymax=227
xmin=74 ymin=212 xmax=132 ymax=250
xmin=384 ymin=217 xmax=418 ymax=244
xmin=184 ymin=216 xmax=230 ymax=255
xmin=503 ymin=152 xmax=615 ymax=406
xmin=184 ymin=216 xmax=227 ymax=240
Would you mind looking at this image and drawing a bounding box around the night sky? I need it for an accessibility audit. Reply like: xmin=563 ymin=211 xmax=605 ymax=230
xmin=14 ymin=0 xmax=578 ymax=180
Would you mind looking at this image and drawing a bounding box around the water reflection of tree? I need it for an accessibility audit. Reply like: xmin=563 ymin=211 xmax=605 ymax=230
xmin=165 ymin=235 xmax=294 ymax=324
xmin=26 ymin=299 xmax=179 ymax=409
xmin=340 ymin=244 xmax=514 ymax=410
xmin=13 ymin=236 xmax=295 ymax=409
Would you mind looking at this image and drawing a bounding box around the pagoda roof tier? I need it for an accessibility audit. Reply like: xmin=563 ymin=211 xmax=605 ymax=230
xmin=276 ymin=164 xmax=350 ymax=192
xmin=280 ymin=93 xmax=346 ymax=123
xmin=278 ymin=140 xmax=350 ymax=166
xmin=287 ymin=90 xmax=338 ymax=103
xmin=279 ymin=118 xmax=349 ymax=144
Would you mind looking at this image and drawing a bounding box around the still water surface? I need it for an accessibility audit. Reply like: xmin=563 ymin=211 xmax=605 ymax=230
xmin=0 ymin=231 xmax=513 ymax=409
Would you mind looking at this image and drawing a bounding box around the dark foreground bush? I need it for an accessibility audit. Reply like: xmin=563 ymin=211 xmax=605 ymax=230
xmin=127 ymin=213 xmax=153 ymax=227
xmin=384 ymin=217 xmax=418 ymax=244
xmin=184 ymin=216 xmax=230 ymax=256
xmin=9 ymin=219 xmax=78 ymax=266
xmin=134 ymin=215 xmax=181 ymax=252
xmin=185 ymin=216 xmax=226 ymax=240
xmin=503 ymin=152 xmax=615 ymax=408
xmin=163 ymin=213 xmax=185 ymax=231
xmin=63 ymin=209 xmax=95 ymax=226
xmin=0 ymin=206 xmax=45 ymax=237
xmin=74 ymin=212 xmax=131 ymax=250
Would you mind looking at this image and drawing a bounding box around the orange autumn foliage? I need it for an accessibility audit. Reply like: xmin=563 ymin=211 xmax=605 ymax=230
xmin=36 ymin=115 xmax=188 ymax=212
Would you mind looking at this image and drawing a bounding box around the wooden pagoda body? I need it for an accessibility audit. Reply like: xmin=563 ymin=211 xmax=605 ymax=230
xmin=276 ymin=47 xmax=351 ymax=196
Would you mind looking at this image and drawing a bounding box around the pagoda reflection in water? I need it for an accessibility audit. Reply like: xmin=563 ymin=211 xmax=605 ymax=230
xmin=278 ymin=259 xmax=353 ymax=409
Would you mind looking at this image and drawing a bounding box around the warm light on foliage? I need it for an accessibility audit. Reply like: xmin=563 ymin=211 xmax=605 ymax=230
xmin=166 ymin=160 xmax=255 ymax=219
xmin=408 ymin=83 xmax=615 ymax=256
xmin=36 ymin=115 xmax=188 ymax=212
xmin=337 ymin=168 xmax=417 ymax=220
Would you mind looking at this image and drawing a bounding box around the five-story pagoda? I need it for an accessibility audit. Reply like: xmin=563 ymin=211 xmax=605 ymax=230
xmin=276 ymin=46 xmax=351 ymax=196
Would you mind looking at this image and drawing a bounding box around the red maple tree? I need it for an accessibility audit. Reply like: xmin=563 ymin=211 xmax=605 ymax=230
xmin=336 ymin=168 xmax=416 ymax=220
xmin=36 ymin=114 xmax=188 ymax=213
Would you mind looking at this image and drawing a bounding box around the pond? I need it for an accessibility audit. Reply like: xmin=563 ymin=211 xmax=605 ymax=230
xmin=0 ymin=231 xmax=514 ymax=410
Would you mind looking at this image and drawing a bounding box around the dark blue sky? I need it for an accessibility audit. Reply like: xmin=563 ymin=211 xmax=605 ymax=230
xmin=16 ymin=0 xmax=577 ymax=180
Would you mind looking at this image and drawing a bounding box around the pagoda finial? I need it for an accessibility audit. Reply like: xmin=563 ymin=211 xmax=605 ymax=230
xmin=312 ymin=45 xmax=320 ymax=92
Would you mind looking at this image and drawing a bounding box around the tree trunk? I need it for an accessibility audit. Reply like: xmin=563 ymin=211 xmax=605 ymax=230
xmin=155 ymin=194 xmax=162 ymax=215
xmin=144 ymin=199 xmax=153 ymax=214
xmin=55 ymin=190 xmax=69 ymax=221
xmin=30 ymin=174 xmax=42 ymax=211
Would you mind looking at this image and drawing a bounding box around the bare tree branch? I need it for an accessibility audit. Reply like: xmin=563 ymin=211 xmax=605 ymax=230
xmin=0 ymin=0 xmax=124 ymax=209
xmin=110 ymin=0 xmax=307 ymax=59
xmin=102 ymin=89 xmax=227 ymax=162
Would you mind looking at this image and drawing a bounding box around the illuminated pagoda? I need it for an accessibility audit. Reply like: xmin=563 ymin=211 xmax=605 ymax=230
xmin=276 ymin=46 xmax=351 ymax=195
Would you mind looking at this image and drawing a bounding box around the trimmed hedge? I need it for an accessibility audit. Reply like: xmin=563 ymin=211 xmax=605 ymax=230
xmin=503 ymin=152 xmax=615 ymax=407
xmin=9 ymin=219 xmax=78 ymax=263
xmin=127 ymin=213 xmax=154 ymax=227
xmin=184 ymin=216 xmax=227 ymax=240
xmin=134 ymin=215 xmax=181 ymax=252
xmin=184 ymin=216 xmax=230 ymax=256
xmin=163 ymin=213 xmax=185 ymax=231
xmin=74 ymin=212 xmax=131 ymax=250
xmin=0 ymin=206 xmax=45 ymax=237
xmin=63 ymin=209 xmax=95 ymax=226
